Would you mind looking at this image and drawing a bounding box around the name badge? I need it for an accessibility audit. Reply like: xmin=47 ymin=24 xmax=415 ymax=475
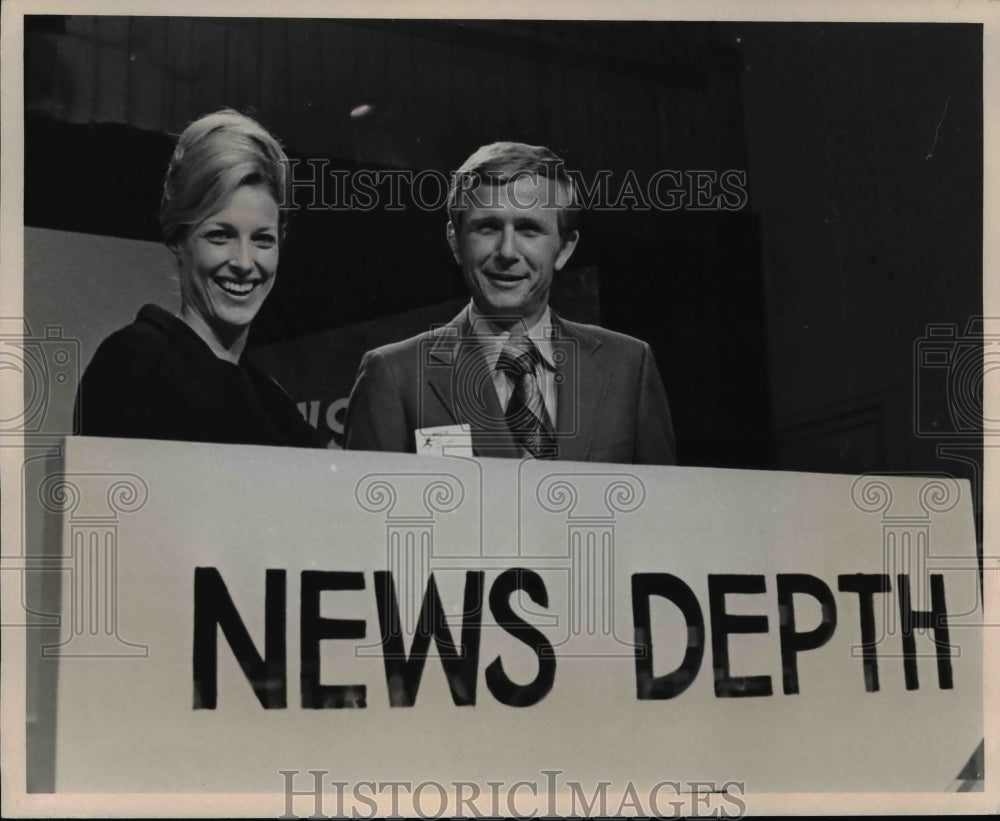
xmin=415 ymin=423 xmax=474 ymax=456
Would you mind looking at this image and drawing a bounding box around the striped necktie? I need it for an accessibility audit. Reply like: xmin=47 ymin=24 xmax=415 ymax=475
xmin=495 ymin=336 xmax=557 ymax=458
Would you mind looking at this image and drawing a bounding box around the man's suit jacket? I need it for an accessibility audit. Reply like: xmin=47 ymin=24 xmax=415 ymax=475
xmin=344 ymin=307 xmax=676 ymax=465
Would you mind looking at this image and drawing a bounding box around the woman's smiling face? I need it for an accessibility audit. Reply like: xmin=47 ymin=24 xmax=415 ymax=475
xmin=174 ymin=184 xmax=280 ymax=338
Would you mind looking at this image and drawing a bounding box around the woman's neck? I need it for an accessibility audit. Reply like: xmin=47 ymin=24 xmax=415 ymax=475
xmin=176 ymin=306 xmax=248 ymax=364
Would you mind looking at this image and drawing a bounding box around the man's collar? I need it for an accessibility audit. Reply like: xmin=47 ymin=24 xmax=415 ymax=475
xmin=466 ymin=301 xmax=557 ymax=369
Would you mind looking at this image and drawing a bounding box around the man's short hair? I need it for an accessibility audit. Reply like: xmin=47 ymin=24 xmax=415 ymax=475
xmin=447 ymin=141 xmax=581 ymax=237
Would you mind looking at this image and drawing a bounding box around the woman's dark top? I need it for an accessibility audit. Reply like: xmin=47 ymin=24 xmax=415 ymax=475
xmin=74 ymin=304 xmax=323 ymax=448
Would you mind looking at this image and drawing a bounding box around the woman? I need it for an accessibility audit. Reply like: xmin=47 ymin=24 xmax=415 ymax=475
xmin=74 ymin=109 xmax=322 ymax=448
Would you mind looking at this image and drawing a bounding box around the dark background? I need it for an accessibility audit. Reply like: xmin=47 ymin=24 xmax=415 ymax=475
xmin=23 ymin=17 xmax=984 ymax=528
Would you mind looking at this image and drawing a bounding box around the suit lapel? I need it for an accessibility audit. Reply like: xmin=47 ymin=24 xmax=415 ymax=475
xmin=553 ymin=314 xmax=608 ymax=462
xmin=423 ymin=316 xmax=462 ymax=426
xmin=424 ymin=307 xmax=522 ymax=458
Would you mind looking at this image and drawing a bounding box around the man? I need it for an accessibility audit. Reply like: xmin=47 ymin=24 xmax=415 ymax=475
xmin=344 ymin=142 xmax=676 ymax=465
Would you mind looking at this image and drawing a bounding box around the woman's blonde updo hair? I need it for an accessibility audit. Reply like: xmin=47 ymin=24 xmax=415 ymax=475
xmin=160 ymin=108 xmax=290 ymax=247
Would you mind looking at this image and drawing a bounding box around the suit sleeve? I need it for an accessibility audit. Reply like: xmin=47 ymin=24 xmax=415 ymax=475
xmin=633 ymin=342 xmax=677 ymax=466
xmin=343 ymin=349 xmax=414 ymax=453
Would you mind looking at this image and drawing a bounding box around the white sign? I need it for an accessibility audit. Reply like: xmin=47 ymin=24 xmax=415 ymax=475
xmin=34 ymin=436 xmax=981 ymax=804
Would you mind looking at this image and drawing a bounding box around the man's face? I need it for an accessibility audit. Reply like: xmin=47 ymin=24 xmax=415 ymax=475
xmin=448 ymin=174 xmax=578 ymax=328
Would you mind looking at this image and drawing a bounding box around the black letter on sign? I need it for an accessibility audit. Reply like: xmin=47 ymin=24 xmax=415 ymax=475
xmin=374 ymin=571 xmax=483 ymax=707
xmin=708 ymin=574 xmax=772 ymax=697
xmin=897 ymin=573 xmax=953 ymax=690
xmin=486 ymin=568 xmax=556 ymax=707
xmin=192 ymin=567 xmax=286 ymax=709
xmin=837 ymin=574 xmax=891 ymax=692
xmin=631 ymin=573 xmax=704 ymax=699
xmin=301 ymin=571 xmax=367 ymax=708
xmin=776 ymin=574 xmax=837 ymax=694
